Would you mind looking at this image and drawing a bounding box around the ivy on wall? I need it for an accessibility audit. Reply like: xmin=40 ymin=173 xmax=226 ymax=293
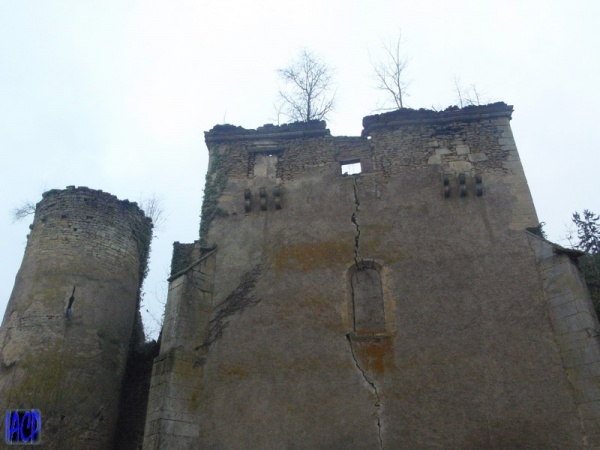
xmin=133 ymin=217 xmax=153 ymax=285
xmin=199 ymin=152 xmax=233 ymax=246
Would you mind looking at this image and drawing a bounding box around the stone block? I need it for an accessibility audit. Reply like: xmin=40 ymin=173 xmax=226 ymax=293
xmin=448 ymin=160 xmax=472 ymax=172
xmin=427 ymin=155 xmax=441 ymax=165
xmin=551 ymin=300 xmax=578 ymax=320
xmin=575 ymin=296 xmax=598 ymax=315
xmin=498 ymin=137 xmax=516 ymax=148
xmin=456 ymin=144 xmax=470 ymax=155
xmin=506 ymin=150 xmax=521 ymax=161
xmin=561 ymin=336 xmax=592 ymax=352
xmin=548 ymin=292 xmax=576 ymax=308
xmin=502 ymin=160 xmax=524 ymax=170
xmin=468 ymin=152 xmax=488 ymax=162
xmin=564 ymin=313 xmax=596 ymax=332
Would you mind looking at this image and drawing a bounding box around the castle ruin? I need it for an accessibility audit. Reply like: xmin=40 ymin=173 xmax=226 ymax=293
xmin=2 ymin=103 xmax=600 ymax=448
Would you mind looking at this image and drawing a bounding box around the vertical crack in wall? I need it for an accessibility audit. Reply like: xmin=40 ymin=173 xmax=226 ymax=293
xmin=351 ymin=175 xmax=361 ymax=267
xmin=346 ymin=334 xmax=384 ymax=450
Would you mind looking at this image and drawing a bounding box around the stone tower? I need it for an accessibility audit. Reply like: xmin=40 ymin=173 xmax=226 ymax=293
xmin=0 ymin=186 xmax=152 ymax=449
xmin=144 ymin=103 xmax=600 ymax=448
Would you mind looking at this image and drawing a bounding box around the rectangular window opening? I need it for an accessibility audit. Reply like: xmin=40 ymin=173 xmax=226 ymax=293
xmin=341 ymin=160 xmax=362 ymax=175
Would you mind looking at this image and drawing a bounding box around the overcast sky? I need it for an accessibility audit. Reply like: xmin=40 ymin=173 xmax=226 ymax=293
xmin=1 ymin=0 xmax=598 ymax=340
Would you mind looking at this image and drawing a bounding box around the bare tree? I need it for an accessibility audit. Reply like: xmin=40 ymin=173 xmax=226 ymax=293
xmin=371 ymin=31 xmax=409 ymax=110
xmin=453 ymin=76 xmax=488 ymax=107
xmin=11 ymin=201 xmax=36 ymax=222
xmin=277 ymin=49 xmax=336 ymax=122
xmin=138 ymin=194 xmax=166 ymax=234
xmin=454 ymin=76 xmax=466 ymax=108
xmin=270 ymin=100 xmax=285 ymax=126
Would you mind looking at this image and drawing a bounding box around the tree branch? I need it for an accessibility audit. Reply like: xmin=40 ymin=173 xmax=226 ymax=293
xmin=276 ymin=49 xmax=336 ymax=122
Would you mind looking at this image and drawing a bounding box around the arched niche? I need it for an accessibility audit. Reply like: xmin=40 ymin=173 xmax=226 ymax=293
xmin=349 ymin=260 xmax=386 ymax=333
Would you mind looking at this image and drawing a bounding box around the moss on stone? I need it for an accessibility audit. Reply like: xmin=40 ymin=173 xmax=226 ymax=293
xmin=199 ymin=152 xmax=234 ymax=246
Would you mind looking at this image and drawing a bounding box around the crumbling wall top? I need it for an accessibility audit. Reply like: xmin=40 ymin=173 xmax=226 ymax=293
xmin=205 ymin=120 xmax=330 ymax=144
xmin=39 ymin=185 xmax=150 ymax=219
xmin=204 ymin=103 xmax=514 ymax=145
xmin=362 ymin=102 xmax=513 ymax=136
xmin=32 ymin=186 xmax=153 ymax=283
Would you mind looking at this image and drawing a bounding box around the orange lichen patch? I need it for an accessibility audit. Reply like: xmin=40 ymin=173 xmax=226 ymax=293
xmin=352 ymin=335 xmax=395 ymax=374
xmin=273 ymin=238 xmax=353 ymax=272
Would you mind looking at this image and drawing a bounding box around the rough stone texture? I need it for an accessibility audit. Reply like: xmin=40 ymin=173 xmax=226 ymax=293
xmin=529 ymin=235 xmax=600 ymax=448
xmin=145 ymin=103 xmax=598 ymax=448
xmin=4 ymin=105 xmax=595 ymax=449
xmin=0 ymin=187 xmax=152 ymax=450
xmin=143 ymin=247 xmax=216 ymax=449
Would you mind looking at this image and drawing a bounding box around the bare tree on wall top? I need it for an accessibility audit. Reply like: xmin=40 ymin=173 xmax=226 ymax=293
xmin=453 ymin=76 xmax=490 ymax=107
xmin=277 ymin=49 xmax=336 ymax=122
xmin=371 ymin=31 xmax=409 ymax=110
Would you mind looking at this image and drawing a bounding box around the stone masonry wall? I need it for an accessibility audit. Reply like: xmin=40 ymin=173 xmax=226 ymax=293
xmin=144 ymin=247 xmax=216 ymax=449
xmin=529 ymin=235 xmax=600 ymax=448
xmin=0 ymin=186 xmax=152 ymax=449
xmin=147 ymin=104 xmax=592 ymax=448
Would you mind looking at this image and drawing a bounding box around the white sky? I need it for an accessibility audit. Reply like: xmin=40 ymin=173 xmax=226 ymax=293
xmin=1 ymin=0 xmax=598 ymax=340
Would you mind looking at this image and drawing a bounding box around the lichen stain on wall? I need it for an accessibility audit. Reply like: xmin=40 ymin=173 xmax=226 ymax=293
xmin=351 ymin=335 xmax=396 ymax=375
xmin=1 ymin=342 xmax=63 ymax=404
xmin=272 ymin=238 xmax=353 ymax=272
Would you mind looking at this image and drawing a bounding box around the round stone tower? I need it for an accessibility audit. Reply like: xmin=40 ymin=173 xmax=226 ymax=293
xmin=0 ymin=186 xmax=152 ymax=449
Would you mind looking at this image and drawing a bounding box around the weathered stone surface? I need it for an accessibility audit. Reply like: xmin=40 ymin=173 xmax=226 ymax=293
xmin=529 ymin=234 xmax=600 ymax=445
xmin=145 ymin=103 xmax=595 ymax=448
xmin=0 ymin=187 xmax=152 ymax=450
xmin=2 ymin=104 xmax=595 ymax=449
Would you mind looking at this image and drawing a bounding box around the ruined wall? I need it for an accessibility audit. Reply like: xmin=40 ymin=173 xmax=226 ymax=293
xmin=529 ymin=236 xmax=600 ymax=448
xmin=0 ymin=186 xmax=152 ymax=449
xmin=144 ymin=245 xmax=216 ymax=449
xmin=146 ymin=103 xmax=594 ymax=448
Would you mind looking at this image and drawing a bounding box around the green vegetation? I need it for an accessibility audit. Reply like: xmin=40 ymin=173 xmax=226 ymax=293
xmin=133 ymin=217 xmax=153 ymax=285
xmin=199 ymin=152 xmax=233 ymax=246
xmin=571 ymin=210 xmax=600 ymax=316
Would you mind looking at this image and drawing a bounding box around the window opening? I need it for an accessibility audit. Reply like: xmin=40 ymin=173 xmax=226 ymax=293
xmin=341 ymin=160 xmax=362 ymax=175
xmin=252 ymin=153 xmax=279 ymax=178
